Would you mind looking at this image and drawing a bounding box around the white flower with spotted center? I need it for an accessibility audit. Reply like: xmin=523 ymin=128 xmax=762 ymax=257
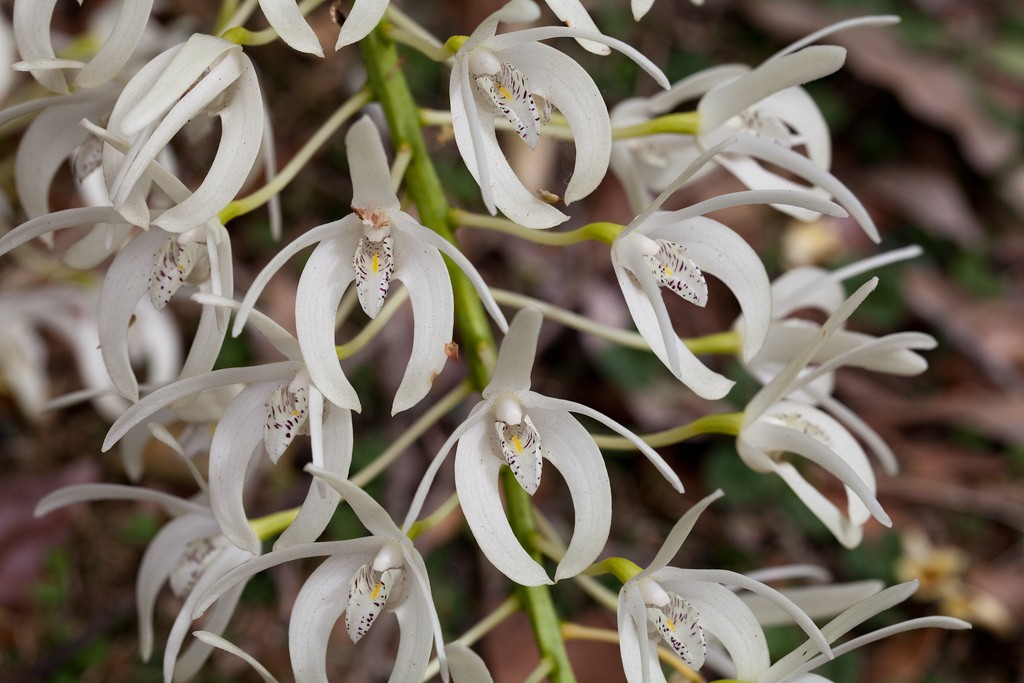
xmin=233 ymin=115 xmax=507 ymax=415
xmin=450 ymin=0 xmax=669 ymax=229
xmin=405 ymin=308 xmax=683 ymax=586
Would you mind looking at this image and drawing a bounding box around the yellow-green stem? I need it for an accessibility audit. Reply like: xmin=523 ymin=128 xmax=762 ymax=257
xmin=591 ymin=412 xmax=744 ymax=451
xmin=249 ymin=507 xmax=300 ymax=540
xmin=587 ymin=556 xmax=644 ymax=584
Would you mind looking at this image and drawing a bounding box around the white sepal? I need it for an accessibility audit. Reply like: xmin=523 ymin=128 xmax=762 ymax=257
xmin=257 ymin=0 xmax=324 ymax=56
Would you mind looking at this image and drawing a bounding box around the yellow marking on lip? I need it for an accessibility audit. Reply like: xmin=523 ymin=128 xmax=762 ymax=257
xmin=497 ymin=84 xmax=513 ymax=101
xmin=371 ymin=582 xmax=382 ymax=601
xmin=512 ymin=435 xmax=523 ymax=452
xmin=665 ymin=617 xmax=676 ymax=631
xmin=372 ymin=252 xmax=379 ymax=273
xmin=663 ymin=266 xmax=673 ymax=276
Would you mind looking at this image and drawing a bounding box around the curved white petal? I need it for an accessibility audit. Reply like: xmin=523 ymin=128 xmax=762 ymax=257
xmin=179 ymin=238 xmax=234 ymax=382
xmin=390 ymin=557 xmax=440 ymax=683
xmin=612 ymin=246 xmax=734 ymax=399
xmin=35 ymin=484 xmax=209 ymax=519
xmin=137 ymin=515 xmax=219 ymax=660
xmin=521 ymin=405 xmax=611 ymax=581
xmin=0 ymin=206 xmax=133 ymax=257
xmin=191 ymin=293 xmax=301 ymax=361
xmin=393 ymin=215 xmax=508 ymax=332
xmin=618 ymin=583 xmax=663 ymax=683
xmin=631 ymin=0 xmax=655 ymax=21
xmin=792 ymin=332 xmax=937 ymax=395
xmin=258 ymin=0 xmax=324 ymax=56
xmin=454 ymin=419 xmax=553 ymax=586
xmin=75 ymin=0 xmax=155 ymax=89
xmin=295 ymin=234 xmax=362 ymax=411
xmin=768 ymin=16 xmax=900 ymax=62
xmin=174 ymin=579 xmax=247 ymax=681
xmin=758 ymin=86 xmax=832 ymax=169
xmin=194 ymin=538 xmax=383 ymax=619
xmin=233 ymin=216 xmax=355 ymax=336
xmin=154 ymin=54 xmax=264 ymax=232
xmin=288 ymin=553 xmax=368 ymax=683
xmin=699 ymin=47 xmax=846 ymax=132
xmin=451 ymin=57 xmax=496 ymax=216
xmin=484 ymin=307 xmax=541 ymax=399
xmin=813 ymin=391 xmax=898 ymax=475
xmin=497 ymin=42 xmax=611 ymax=204
xmin=644 ymin=214 xmax=773 ymax=362
xmin=12 ymin=0 xmax=68 ymax=94
xmin=274 ymin=402 xmax=352 ymax=548
xmin=446 ymin=642 xmax=492 ymax=682
xmin=346 ymin=115 xmax=401 ymax=212
xmin=390 ymin=230 xmax=455 ymax=414
xmin=543 ymin=0 xmax=610 ymax=54
xmin=191 ymin=631 xmax=279 ymax=683
xmin=641 ymin=490 xmax=723 ymax=575
xmin=743 ymin=580 xmax=883 ymax=627
xmin=306 ymin=466 xmax=404 ymax=539
xmin=103 ymin=360 xmax=303 ymax=450
xmin=335 ymin=0 xmax=389 ymax=49
xmin=209 ymin=383 xmax=276 ymax=554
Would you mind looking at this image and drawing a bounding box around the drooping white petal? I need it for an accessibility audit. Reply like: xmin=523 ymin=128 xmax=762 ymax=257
xmin=258 ymin=0 xmax=324 ymax=56
xmin=454 ymin=419 xmax=553 ymax=586
xmin=191 ymin=631 xmax=279 ymax=683
xmin=543 ymin=0 xmax=611 ymax=54
xmin=631 ymin=0 xmax=655 ymax=20
xmin=102 ymin=361 xmax=303 ymax=451
xmin=446 ymin=643 xmax=493 ymax=682
xmin=34 ymin=483 xmax=209 ymax=519
xmin=295 ymin=234 xmax=362 ymax=411
xmin=768 ymin=16 xmax=900 ymax=62
xmin=643 ymin=489 xmax=723 ymax=575
xmin=306 ymin=466 xmax=404 ymax=539
xmin=813 ymin=391 xmax=897 ymax=475
xmin=208 ymin=382 xmax=277 ymax=554
xmin=74 ymin=0 xmax=155 ymax=89
xmin=0 ymin=206 xmax=134 ymax=257
xmin=619 ymin=582 xmax=664 ymax=683
xmin=402 ymin=546 xmax=450 ymax=682
xmin=191 ymin=293 xmax=302 ymax=361
xmin=389 ymin=232 xmax=454 ymax=414
xmin=335 ymin=0 xmax=390 ymax=49
xmin=483 ymin=306 xmax=541 ymax=399
xmin=742 ymin=580 xmax=883 ymax=627
xmin=496 ymin=42 xmax=611 ymax=204
xmin=12 ymin=0 xmax=68 ymax=94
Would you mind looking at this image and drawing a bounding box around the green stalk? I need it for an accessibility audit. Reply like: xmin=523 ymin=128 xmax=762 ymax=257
xmin=359 ymin=24 xmax=575 ymax=682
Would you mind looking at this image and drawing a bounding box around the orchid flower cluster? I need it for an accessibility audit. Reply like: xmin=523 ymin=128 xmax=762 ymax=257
xmin=1 ymin=1 xmax=970 ymax=682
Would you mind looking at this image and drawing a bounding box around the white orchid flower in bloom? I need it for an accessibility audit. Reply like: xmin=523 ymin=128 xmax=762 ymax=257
xmin=12 ymin=0 xmax=154 ymax=93
xmin=233 ymin=115 xmax=507 ymax=415
xmin=102 ymin=303 xmax=352 ymax=556
xmin=610 ymin=17 xmax=896 ymax=239
xmin=407 ymin=307 xmax=684 ymax=586
xmin=618 ymin=490 xmax=832 ymax=683
xmin=98 ymin=34 xmax=263 ymax=232
xmin=742 ymin=246 xmax=936 ymax=476
xmin=610 ymin=144 xmax=850 ymax=400
xmin=35 ymin=485 xmax=254 ymax=683
xmin=194 ymin=470 xmax=450 ymax=683
xmin=450 ymin=0 xmax=670 ymax=229
xmin=736 ymin=278 xmax=939 ymax=548
xmin=752 ymin=581 xmax=969 ymax=683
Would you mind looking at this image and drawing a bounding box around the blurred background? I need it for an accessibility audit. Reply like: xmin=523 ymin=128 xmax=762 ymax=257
xmin=0 ymin=0 xmax=1022 ymax=681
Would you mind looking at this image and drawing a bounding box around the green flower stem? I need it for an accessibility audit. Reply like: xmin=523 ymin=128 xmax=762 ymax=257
xmin=250 ymin=507 xmax=300 ymax=540
xmin=523 ymin=658 xmax=557 ymax=683
xmin=390 ymin=143 xmax=414 ymax=192
xmin=219 ymin=88 xmax=372 ymax=224
xmin=611 ymin=111 xmax=701 ymax=139
xmin=406 ymin=491 xmax=460 ymax=540
xmin=335 ymin=287 xmax=410 ymax=359
xmin=587 ymin=556 xmax=645 ymax=583
xmin=451 ymin=208 xmax=623 ymax=245
xmin=592 ymin=412 xmax=744 ymax=451
xmin=219 ymin=0 xmax=327 ymax=45
xmin=503 ymin=469 xmax=577 ymax=683
xmin=361 ymin=25 xmax=494 ymax=389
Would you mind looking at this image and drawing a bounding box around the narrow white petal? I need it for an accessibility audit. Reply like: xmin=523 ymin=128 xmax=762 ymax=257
xmin=258 ymin=0 xmax=324 ymax=56
xmin=295 ymin=235 xmax=362 ymax=411
xmin=173 ymin=574 xmax=247 ymax=681
xmin=390 ymin=232 xmax=453 ymax=414
xmin=103 ymin=361 xmax=302 ymax=451
xmin=618 ymin=583 xmax=663 ymax=683
xmin=35 ymin=484 xmax=208 ymax=519
xmin=498 ymin=42 xmax=611 ymax=204
xmin=403 ymin=548 xmax=450 ymax=682
xmin=813 ymin=391 xmax=898 ymax=475
xmin=543 ymin=0 xmax=611 ymax=54
xmin=744 ymin=580 xmax=883 ymax=627
xmin=483 ymin=307 xmax=541 ymax=399
xmin=0 ymin=206 xmax=133 ymax=257
xmin=306 ymin=466 xmax=404 ymax=539
xmin=393 ymin=215 xmax=508 ymax=332
xmin=758 ymin=87 xmax=832 ymax=169
xmin=454 ymin=421 xmax=553 ymax=586
xmin=208 ymin=383 xmax=275 ymax=554
xmin=233 ymin=217 xmax=355 ymax=336
xmin=389 ymin=562 xmax=439 ymax=683
xmin=792 ymin=332 xmax=937 ymax=395
xmin=524 ymin=407 xmax=612 ymax=581
xmin=190 ymin=293 xmax=302 ymax=360
xmin=642 ymin=490 xmax=723 ymax=575
xmin=191 ymin=631 xmax=279 ymax=683
xmin=335 ymin=0 xmax=389 ymax=49
xmin=154 ymin=55 xmax=264 ymax=232
xmin=451 ymin=58 xmax=497 ymax=216
xmin=768 ymin=16 xmax=900 ymax=62
xmin=74 ymin=0 xmax=155 ymax=88
xmin=631 ymin=0 xmax=655 ymax=20
xmin=700 ymin=47 xmax=846 ymax=132
xmin=544 ymin=394 xmax=683 ymax=493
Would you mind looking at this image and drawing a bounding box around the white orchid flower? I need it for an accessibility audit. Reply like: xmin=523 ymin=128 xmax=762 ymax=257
xmin=753 ymin=581 xmax=970 ymax=683
xmin=741 ymin=246 xmax=936 ymax=476
xmin=610 ymin=17 xmax=897 ymax=240
xmin=618 ymin=490 xmax=832 ymax=683
xmin=407 ymin=308 xmax=684 ymax=586
xmin=102 ymin=304 xmax=352 ymax=556
xmin=97 ymin=34 xmax=264 ymax=232
xmin=194 ymin=470 xmax=450 ymax=683
xmin=34 ymin=485 xmax=254 ymax=683
xmin=736 ymin=278 xmax=938 ymax=547
xmin=610 ymin=144 xmax=850 ymax=400
xmin=450 ymin=0 xmax=670 ymax=228
xmin=12 ymin=0 xmax=154 ymax=94
xmin=233 ymin=115 xmax=507 ymax=415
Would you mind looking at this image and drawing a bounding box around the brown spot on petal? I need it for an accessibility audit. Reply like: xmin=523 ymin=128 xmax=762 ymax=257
xmin=444 ymin=341 xmax=459 ymax=362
